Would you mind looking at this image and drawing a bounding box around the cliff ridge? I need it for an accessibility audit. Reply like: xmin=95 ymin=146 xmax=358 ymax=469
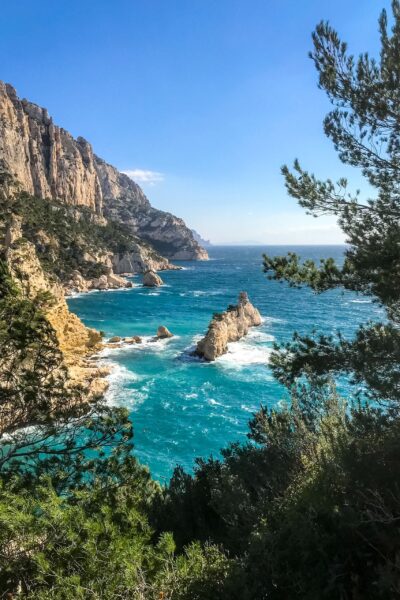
xmin=0 ymin=81 xmax=208 ymax=262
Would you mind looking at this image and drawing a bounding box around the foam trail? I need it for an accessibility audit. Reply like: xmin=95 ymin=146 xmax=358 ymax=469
xmin=216 ymin=340 xmax=272 ymax=367
xmin=102 ymin=362 xmax=140 ymax=407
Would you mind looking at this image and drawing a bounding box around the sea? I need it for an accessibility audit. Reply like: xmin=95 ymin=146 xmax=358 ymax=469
xmin=67 ymin=245 xmax=381 ymax=482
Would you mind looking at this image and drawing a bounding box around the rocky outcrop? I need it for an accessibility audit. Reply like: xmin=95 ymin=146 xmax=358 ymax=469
xmin=0 ymin=81 xmax=208 ymax=261
xmin=157 ymin=326 xmax=173 ymax=339
xmin=143 ymin=270 xmax=163 ymax=287
xmin=4 ymin=223 xmax=108 ymax=399
xmin=0 ymin=82 xmax=102 ymax=212
xmin=92 ymin=271 xmax=132 ymax=290
xmin=196 ymin=292 xmax=262 ymax=361
xmin=191 ymin=229 xmax=212 ymax=247
xmin=111 ymin=240 xmax=180 ymax=274
xmin=105 ymin=335 xmax=142 ymax=348
xmin=64 ymin=268 xmax=133 ymax=295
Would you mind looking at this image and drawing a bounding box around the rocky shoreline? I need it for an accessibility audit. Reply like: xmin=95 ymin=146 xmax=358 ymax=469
xmin=4 ymin=224 xmax=108 ymax=401
xmin=64 ymin=265 xmax=173 ymax=295
xmin=4 ymin=219 xmax=261 ymax=404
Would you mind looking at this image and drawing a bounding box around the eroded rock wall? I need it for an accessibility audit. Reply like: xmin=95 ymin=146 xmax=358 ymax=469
xmin=0 ymin=81 xmax=208 ymax=261
xmin=5 ymin=227 xmax=108 ymax=399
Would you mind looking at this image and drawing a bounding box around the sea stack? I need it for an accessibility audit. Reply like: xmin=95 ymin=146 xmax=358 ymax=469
xmin=157 ymin=326 xmax=174 ymax=339
xmin=143 ymin=270 xmax=164 ymax=287
xmin=196 ymin=292 xmax=262 ymax=361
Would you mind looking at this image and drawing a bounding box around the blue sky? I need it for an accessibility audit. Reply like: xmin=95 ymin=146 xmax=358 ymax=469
xmin=1 ymin=0 xmax=391 ymax=243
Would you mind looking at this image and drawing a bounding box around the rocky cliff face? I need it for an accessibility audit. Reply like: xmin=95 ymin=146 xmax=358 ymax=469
xmin=97 ymin=155 xmax=209 ymax=260
xmin=196 ymin=292 xmax=262 ymax=361
xmin=4 ymin=217 xmax=108 ymax=399
xmin=0 ymin=82 xmax=103 ymax=213
xmin=0 ymin=81 xmax=208 ymax=261
xmin=112 ymin=243 xmax=172 ymax=274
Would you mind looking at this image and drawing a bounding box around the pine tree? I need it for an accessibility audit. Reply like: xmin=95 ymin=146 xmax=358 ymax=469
xmin=264 ymin=1 xmax=400 ymax=406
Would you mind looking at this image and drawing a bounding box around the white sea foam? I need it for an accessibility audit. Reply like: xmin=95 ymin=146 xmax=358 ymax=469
xmin=103 ymin=362 xmax=141 ymax=407
xmin=207 ymin=398 xmax=223 ymax=406
xmin=179 ymin=289 xmax=225 ymax=298
xmin=68 ymin=284 xmax=141 ymax=299
xmin=100 ymin=335 xmax=177 ymax=358
xmin=246 ymin=329 xmax=275 ymax=343
xmin=240 ymin=403 xmax=258 ymax=413
xmin=191 ymin=334 xmax=203 ymax=344
xmin=262 ymin=315 xmax=286 ymax=324
xmin=216 ymin=340 xmax=272 ymax=367
xmin=67 ymin=289 xmax=100 ymax=299
xmin=350 ymin=299 xmax=371 ymax=304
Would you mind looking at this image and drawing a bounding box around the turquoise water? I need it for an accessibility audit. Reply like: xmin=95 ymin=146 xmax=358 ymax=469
xmin=68 ymin=246 xmax=381 ymax=482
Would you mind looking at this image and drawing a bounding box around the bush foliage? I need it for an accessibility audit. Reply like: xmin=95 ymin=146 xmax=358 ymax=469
xmin=1 ymin=2 xmax=400 ymax=598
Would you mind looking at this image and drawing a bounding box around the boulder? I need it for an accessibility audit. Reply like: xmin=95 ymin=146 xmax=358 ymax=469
xmin=124 ymin=336 xmax=143 ymax=344
xmin=157 ymin=326 xmax=173 ymax=339
xmin=4 ymin=215 xmax=23 ymax=247
xmin=106 ymin=271 xmax=131 ymax=289
xmin=89 ymin=270 xmax=132 ymax=291
xmin=143 ymin=270 xmax=163 ymax=287
xmin=196 ymin=292 xmax=262 ymax=361
xmin=91 ymin=274 xmax=109 ymax=290
xmin=109 ymin=336 xmax=122 ymax=343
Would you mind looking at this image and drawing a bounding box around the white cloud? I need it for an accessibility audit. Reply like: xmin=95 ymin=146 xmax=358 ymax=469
xmin=122 ymin=169 xmax=164 ymax=185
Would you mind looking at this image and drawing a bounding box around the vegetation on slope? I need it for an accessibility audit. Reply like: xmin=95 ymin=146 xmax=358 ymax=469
xmin=0 ymin=191 xmax=158 ymax=281
xmin=1 ymin=2 xmax=400 ymax=598
xmin=0 ymin=258 xmax=232 ymax=598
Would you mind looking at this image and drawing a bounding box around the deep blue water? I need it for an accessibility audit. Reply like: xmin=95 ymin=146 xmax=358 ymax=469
xmin=68 ymin=246 xmax=381 ymax=482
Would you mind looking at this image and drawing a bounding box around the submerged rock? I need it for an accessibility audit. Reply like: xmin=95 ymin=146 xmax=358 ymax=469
xmin=196 ymin=292 xmax=262 ymax=361
xmin=157 ymin=326 xmax=173 ymax=339
xmin=143 ymin=270 xmax=163 ymax=287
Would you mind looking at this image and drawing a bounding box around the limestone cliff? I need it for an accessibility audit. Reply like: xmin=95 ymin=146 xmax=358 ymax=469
xmin=4 ymin=217 xmax=108 ymax=399
xmin=0 ymin=81 xmax=208 ymax=262
xmin=196 ymin=292 xmax=262 ymax=361
xmin=0 ymin=82 xmax=102 ymax=213
xmin=96 ymin=154 xmax=209 ymax=260
xmin=112 ymin=239 xmax=177 ymax=274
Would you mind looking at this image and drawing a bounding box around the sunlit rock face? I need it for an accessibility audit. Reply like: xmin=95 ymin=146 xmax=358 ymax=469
xmin=4 ymin=222 xmax=107 ymax=401
xmin=196 ymin=292 xmax=262 ymax=361
xmin=142 ymin=269 xmax=164 ymax=287
xmin=0 ymin=81 xmax=208 ymax=261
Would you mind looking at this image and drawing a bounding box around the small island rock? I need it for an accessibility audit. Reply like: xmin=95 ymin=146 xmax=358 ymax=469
xmin=196 ymin=292 xmax=262 ymax=361
xmin=143 ymin=270 xmax=164 ymax=287
xmin=157 ymin=326 xmax=173 ymax=339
